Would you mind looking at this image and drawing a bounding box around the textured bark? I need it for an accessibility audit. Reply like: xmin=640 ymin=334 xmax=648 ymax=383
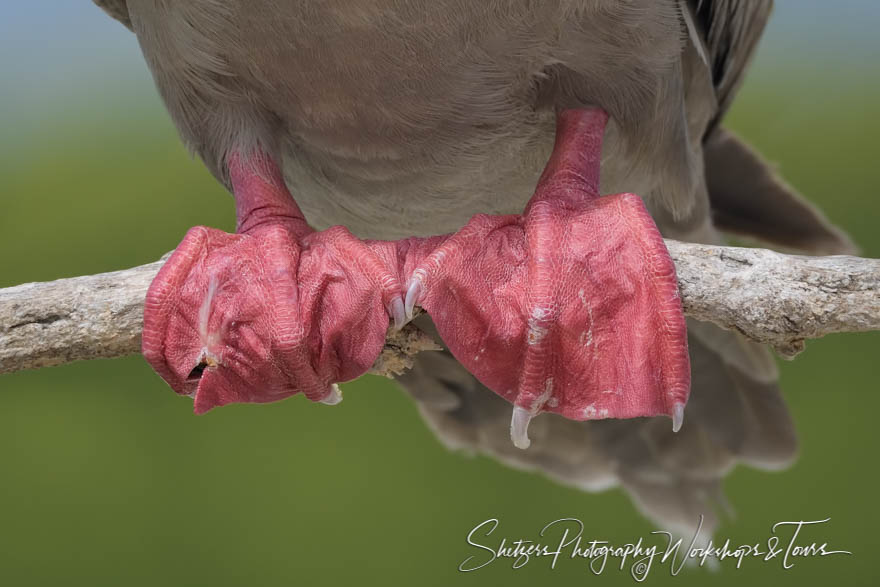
xmin=665 ymin=241 xmax=880 ymax=357
xmin=1 ymin=241 xmax=877 ymax=375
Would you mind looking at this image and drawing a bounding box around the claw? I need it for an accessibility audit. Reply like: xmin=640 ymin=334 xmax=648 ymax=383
xmin=672 ymin=402 xmax=685 ymax=432
xmin=510 ymin=406 xmax=533 ymax=449
xmin=320 ymin=384 xmax=343 ymax=406
xmin=404 ymin=276 xmax=423 ymax=321
xmin=389 ymin=296 xmax=406 ymax=330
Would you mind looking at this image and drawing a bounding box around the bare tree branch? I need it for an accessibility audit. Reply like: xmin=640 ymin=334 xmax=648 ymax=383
xmin=665 ymin=241 xmax=879 ymax=357
xmin=1 ymin=241 xmax=878 ymax=376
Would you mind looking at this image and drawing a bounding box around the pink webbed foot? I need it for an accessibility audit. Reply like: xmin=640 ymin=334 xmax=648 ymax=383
xmin=142 ymin=152 xmax=406 ymax=413
xmin=404 ymin=109 xmax=690 ymax=448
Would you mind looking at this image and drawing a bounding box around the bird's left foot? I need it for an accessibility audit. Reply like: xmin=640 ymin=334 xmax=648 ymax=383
xmin=404 ymin=109 xmax=690 ymax=448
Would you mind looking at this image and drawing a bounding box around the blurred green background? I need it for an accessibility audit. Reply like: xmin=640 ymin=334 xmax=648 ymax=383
xmin=1 ymin=2 xmax=877 ymax=585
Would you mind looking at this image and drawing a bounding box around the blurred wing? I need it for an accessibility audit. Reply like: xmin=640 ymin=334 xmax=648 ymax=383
xmin=703 ymin=128 xmax=858 ymax=254
xmin=685 ymin=0 xmax=857 ymax=254
xmin=683 ymin=0 xmax=774 ymax=134
xmin=93 ymin=0 xmax=132 ymax=31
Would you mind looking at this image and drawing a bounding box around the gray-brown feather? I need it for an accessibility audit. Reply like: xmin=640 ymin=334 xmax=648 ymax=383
xmin=686 ymin=0 xmax=774 ymax=134
xmin=93 ymin=0 xmax=132 ymax=30
xmin=704 ymin=128 xmax=858 ymax=254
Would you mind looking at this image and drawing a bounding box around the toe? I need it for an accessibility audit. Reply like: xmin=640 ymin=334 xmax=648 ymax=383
xmin=143 ymin=226 xmax=242 ymax=395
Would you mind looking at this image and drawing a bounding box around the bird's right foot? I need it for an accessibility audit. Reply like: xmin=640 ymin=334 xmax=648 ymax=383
xmin=141 ymin=151 xmax=407 ymax=413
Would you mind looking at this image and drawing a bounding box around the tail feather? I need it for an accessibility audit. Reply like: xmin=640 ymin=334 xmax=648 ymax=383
xmin=704 ymin=127 xmax=858 ymax=255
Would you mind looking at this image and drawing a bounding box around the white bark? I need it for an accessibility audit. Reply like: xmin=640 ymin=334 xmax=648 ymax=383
xmin=0 ymin=241 xmax=877 ymax=376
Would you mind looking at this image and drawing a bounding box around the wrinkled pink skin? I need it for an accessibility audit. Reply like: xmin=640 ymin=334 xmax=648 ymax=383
xmin=142 ymin=108 xmax=690 ymax=424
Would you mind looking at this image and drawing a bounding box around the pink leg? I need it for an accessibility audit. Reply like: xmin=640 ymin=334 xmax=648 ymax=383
xmin=404 ymin=109 xmax=690 ymax=448
xmin=142 ymin=151 xmax=408 ymax=413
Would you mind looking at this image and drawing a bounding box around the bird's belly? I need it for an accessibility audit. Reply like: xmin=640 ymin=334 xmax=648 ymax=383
xmin=128 ymin=1 xmax=687 ymax=238
xmin=212 ymin=1 xmax=679 ymax=239
xmin=280 ymin=114 xmax=552 ymax=240
xmin=236 ymin=4 xmax=556 ymax=239
xmin=280 ymin=112 xmax=651 ymax=240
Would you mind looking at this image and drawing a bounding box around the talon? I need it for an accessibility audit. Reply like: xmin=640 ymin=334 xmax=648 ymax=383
xmin=404 ymin=276 xmax=423 ymax=321
xmin=672 ymin=402 xmax=685 ymax=432
xmin=389 ymin=296 xmax=406 ymax=330
xmin=510 ymin=406 xmax=533 ymax=449
xmin=320 ymin=384 xmax=343 ymax=405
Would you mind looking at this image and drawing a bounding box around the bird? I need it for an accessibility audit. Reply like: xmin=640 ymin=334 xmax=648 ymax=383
xmin=94 ymin=0 xmax=855 ymax=537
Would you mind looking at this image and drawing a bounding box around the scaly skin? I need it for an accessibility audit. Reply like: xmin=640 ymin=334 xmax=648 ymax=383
xmin=142 ymin=108 xmax=690 ymax=446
